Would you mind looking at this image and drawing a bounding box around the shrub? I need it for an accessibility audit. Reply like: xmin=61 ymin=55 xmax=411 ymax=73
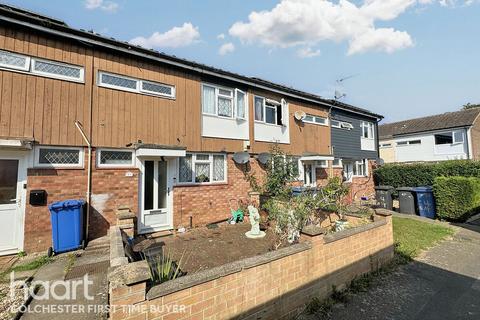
xmin=433 ymin=176 xmax=480 ymax=221
xmin=374 ymin=160 xmax=480 ymax=188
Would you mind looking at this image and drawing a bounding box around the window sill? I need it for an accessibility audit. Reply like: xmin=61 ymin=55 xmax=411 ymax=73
xmin=174 ymin=181 xmax=228 ymax=187
xmin=254 ymin=120 xmax=284 ymax=128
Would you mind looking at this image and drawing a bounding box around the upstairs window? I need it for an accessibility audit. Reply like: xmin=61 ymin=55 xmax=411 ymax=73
xmin=98 ymin=71 xmax=175 ymax=99
xmin=32 ymin=58 xmax=84 ymax=82
xmin=397 ymin=140 xmax=421 ymax=146
xmin=303 ymin=114 xmax=328 ymax=126
xmin=0 ymin=50 xmax=30 ymax=71
xmin=331 ymin=119 xmax=353 ymax=130
xmin=361 ymin=121 xmax=374 ymax=139
xmin=202 ymin=84 xmax=246 ymax=119
xmin=0 ymin=50 xmax=84 ymax=82
xmin=254 ymin=96 xmax=288 ymax=126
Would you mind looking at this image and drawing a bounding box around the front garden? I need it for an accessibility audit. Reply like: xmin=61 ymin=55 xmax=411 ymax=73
xmin=108 ymin=145 xmax=394 ymax=319
xmin=134 ymin=145 xmax=379 ymax=285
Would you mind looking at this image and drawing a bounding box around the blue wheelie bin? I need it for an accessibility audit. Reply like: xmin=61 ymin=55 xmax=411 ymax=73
xmin=413 ymin=187 xmax=436 ymax=219
xmin=48 ymin=199 xmax=85 ymax=255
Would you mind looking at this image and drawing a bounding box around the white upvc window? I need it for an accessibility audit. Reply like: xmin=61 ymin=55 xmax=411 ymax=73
xmin=177 ymin=153 xmax=227 ymax=184
xmin=303 ymin=114 xmax=328 ymax=126
xmin=31 ymin=58 xmax=84 ymax=82
xmin=361 ymin=121 xmax=375 ymax=139
xmin=453 ymin=130 xmax=464 ymax=144
xmin=0 ymin=50 xmax=85 ymax=83
xmin=333 ymin=158 xmax=342 ymax=168
xmin=254 ymin=96 xmax=288 ymax=126
xmin=353 ymin=159 xmax=368 ymax=177
xmin=331 ymin=119 xmax=353 ymax=130
xmin=34 ymin=146 xmax=84 ymax=168
xmin=97 ymin=149 xmax=135 ymax=168
xmin=316 ymin=160 xmax=328 ymax=168
xmin=397 ymin=140 xmax=421 ymax=146
xmin=0 ymin=49 xmax=30 ymax=71
xmin=380 ymin=143 xmax=392 ymax=148
xmin=201 ymin=84 xmax=246 ymax=120
xmin=98 ymin=71 xmax=175 ymax=99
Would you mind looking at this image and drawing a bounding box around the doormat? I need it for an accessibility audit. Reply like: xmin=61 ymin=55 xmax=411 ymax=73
xmin=65 ymin=260 xmax=109 ymax=280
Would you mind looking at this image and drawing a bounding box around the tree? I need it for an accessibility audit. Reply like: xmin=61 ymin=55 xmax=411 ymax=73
xmin=462 ymin=103 xmax=480 ymax=110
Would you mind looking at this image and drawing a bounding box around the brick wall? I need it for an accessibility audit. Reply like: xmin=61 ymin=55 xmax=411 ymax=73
xmin=470 ymin=119 xmax=480 ymax=160
xmin=172 ymin=156 xmax=265 ymax=228
xmin=24 ymin=148 xmax=138 ymax=253
xmin=349 ymin=160 xmax=376 ymax=201
xmin=109 ymin=212 xmax=394 ymax=320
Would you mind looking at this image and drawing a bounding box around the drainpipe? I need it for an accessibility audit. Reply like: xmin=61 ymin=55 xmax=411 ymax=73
xmin=75 ymin=120 xmax=92 ymax=243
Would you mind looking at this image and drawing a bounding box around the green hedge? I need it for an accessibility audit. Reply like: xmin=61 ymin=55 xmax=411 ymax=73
xmin=374 ymin=160 xmax=480 ymax=188
xmin=433 ymin=176 xmax=480 ymax=221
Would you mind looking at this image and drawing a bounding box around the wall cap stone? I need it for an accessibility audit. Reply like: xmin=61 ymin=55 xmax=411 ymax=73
xmin=110 ymin=226 xmax=128 ymax=268
xmin=375 ymin=208 xmax=394 ymax=217
xmin=108 ymin=260 xmax=150 ymax=289
xmin=323 ymin=218 xmax=387 ymax=244
xmin=146 ymin=242 xmax=311 ymax=300
xmin=301 ymin=225 xmax=325 ymax=236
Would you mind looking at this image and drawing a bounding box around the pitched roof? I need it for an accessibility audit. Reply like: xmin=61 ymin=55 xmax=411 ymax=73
xmin=0 ymin=4 xmax=384 ymax=120
xmin=379 ymin=108 xmax=480 ymax=139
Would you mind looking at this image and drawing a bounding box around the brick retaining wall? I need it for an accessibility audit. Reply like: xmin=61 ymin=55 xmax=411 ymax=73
xmin=109 ymin=210 xmax=394 ymax=320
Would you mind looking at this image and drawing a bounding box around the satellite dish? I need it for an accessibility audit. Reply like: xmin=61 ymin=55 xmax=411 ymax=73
xmin=257 ymin=152 xmax=271 ymax=165
xmin=232 ymin=152 xmax=250 ymax=164
xmin=294 ymin=110 xmax=306 ymax=121
xmin=376 ymin=158 xmax=385 ymax=166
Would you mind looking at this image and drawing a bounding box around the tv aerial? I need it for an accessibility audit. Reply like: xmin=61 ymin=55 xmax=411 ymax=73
xmin=334 ymin=74 xmax=359 ymax=100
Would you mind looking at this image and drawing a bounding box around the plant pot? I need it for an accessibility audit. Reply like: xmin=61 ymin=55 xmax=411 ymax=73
xmin=335 ymin=219 xmax=349 ymax=232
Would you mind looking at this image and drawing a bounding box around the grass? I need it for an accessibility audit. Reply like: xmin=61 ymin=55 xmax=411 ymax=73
xmin=393 ymin=216 xmax=455 ymax=261
xmin=302 ymin=216 xmax=455 ymax=319
xmin=9 ymin=256 xmax=53 ymax=273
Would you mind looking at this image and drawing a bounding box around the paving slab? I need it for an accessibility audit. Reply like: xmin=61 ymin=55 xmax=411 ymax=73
xmin=310 ymin=224 xmax=480 ymax=320
xmin=21 ymin=236 xmax=110 ymax=320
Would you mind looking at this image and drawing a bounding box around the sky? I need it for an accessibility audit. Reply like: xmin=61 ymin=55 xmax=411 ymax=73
xmin=3 ymin=0 xmax=480 ymax=123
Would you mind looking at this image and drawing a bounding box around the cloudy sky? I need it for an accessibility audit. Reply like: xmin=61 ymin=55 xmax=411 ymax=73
xmin=5 ymin=0 xmax=480 ymax=122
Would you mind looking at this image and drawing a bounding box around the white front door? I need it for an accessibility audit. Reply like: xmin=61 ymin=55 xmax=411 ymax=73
xmin=0 ymin=154 xmax=26 ymax=255
xmin=139 ymin=159 xmax=173 ymax=233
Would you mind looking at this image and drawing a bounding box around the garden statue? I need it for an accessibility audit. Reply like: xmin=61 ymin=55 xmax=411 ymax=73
xmin=245 ymin=202 xmax=266 ymax=239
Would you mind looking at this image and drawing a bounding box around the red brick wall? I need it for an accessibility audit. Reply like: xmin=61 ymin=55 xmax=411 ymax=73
xmin=24 ymin=148 xmax=138 ymax=253
xmin=110 ymin=214 xmax=394 ymax=320
xmin=349 ymin=160 xmax=376 ymax=201
xmin=172 ymin=156 xmax=265 ymax=228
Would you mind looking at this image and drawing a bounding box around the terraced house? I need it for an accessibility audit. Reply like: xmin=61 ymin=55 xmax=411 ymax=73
xmin=0 ymin=4 xmax=382 ymax=255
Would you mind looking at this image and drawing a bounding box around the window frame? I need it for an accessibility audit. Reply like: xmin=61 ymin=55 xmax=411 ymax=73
xmin=140 ymin=79 xmax=176 ymax=99
xmin=0 ymin=50 xmax=30 ymax=72
xmin=353 ymin=159 xmax=368 ymax=177
xmin=34 ymin=145 xmax=84 ymax=169
xmin=98 ymin=71 xmax=176 ymax=99
xmin=361 ymin=121 xmax=374 ymax=139
xmin=0 ymin=50 xmax=85 ymax=83
xmin=31 ymin=57 xmax=85 ymax=83
xmin=201 ymin=83 xmax=246 ymax=120
xmin=96 ymin=148 xmax=135 ymax=168
xmin=332 ymin=158 xmax=342 ymax=168
xmin=254 ymin=95 xmax=286 ymax=127
xmin=453 ymin=130 xmax=464 ymax=144
xmin=396 ymin=140 xmax=421 ymax=146
xmin=303 ymin=114 xmax=328 ymax=126
xmin=176 ymin=153 xmax=227 ymax=185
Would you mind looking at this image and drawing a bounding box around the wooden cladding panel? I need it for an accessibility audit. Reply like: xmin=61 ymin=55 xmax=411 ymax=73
xmin=0 ymin=26 xmax=92 ymax=145
xmin=0 ymin=25 xmax=331 ymax=154
xmin=91 ymin=51 xmax=199 ymax=149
